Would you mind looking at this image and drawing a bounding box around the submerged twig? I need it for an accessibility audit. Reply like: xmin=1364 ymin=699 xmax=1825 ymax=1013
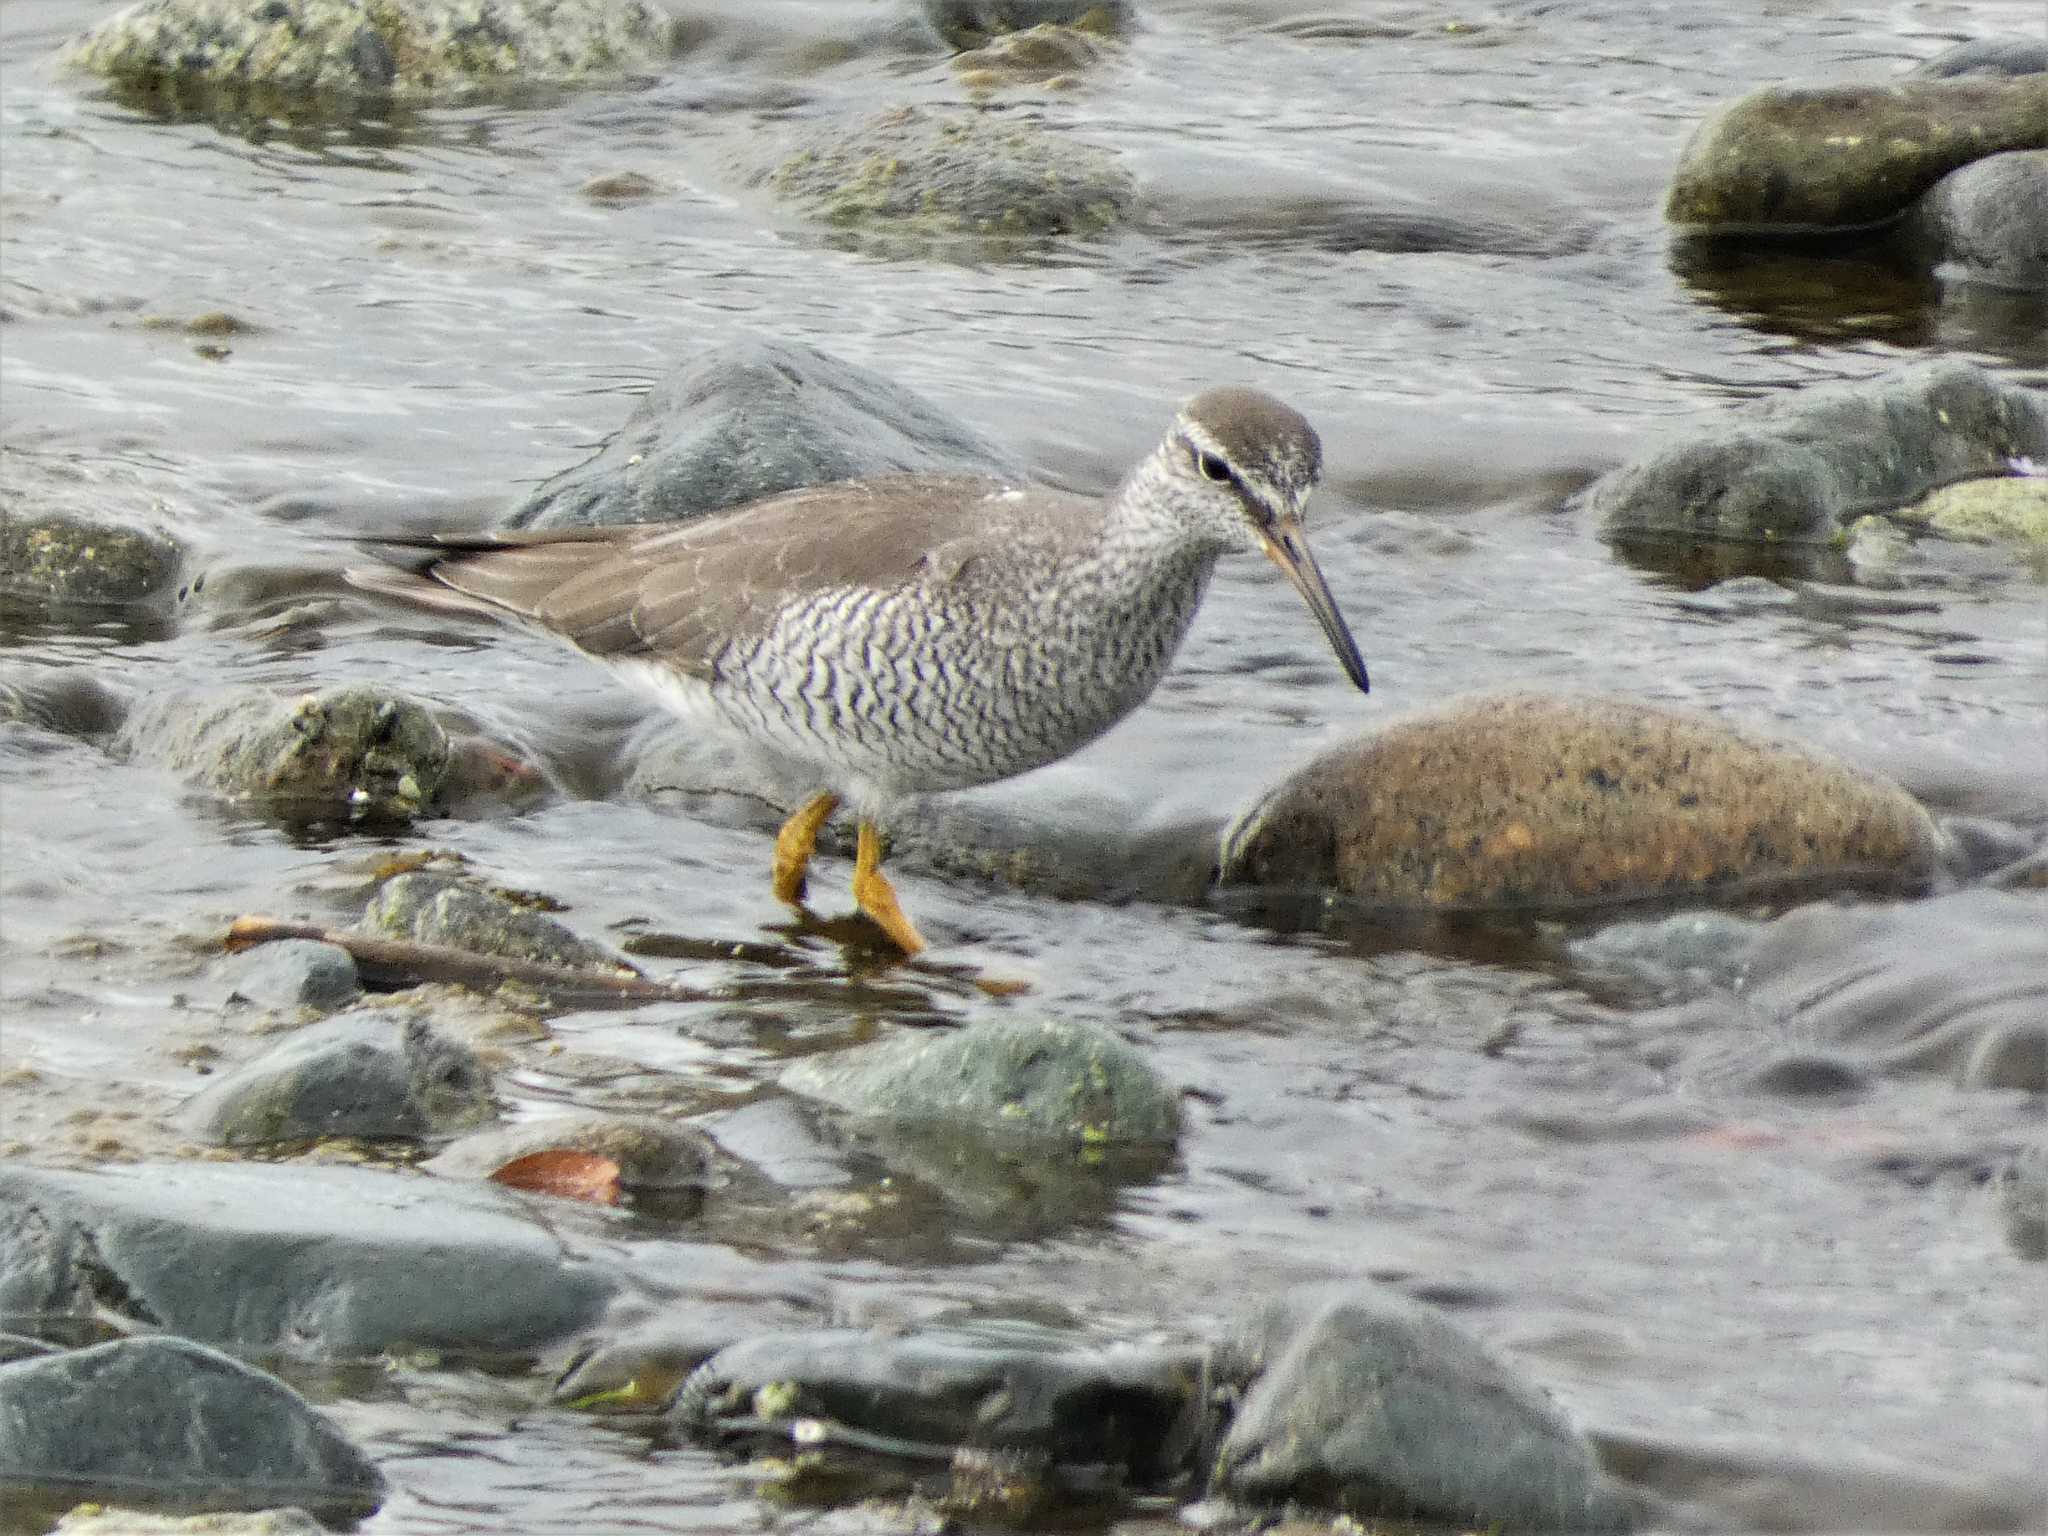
xmin=223 ymin=916 xmax=714 ymax=1002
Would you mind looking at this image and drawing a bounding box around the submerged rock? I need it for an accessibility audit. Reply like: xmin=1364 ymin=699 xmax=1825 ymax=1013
xmin=1665 ymin=74 xmax=2048 ymax=232
xmin=363 ymin=870 xmax=627 ymax=973
xmin=757 ymin=105 xmax=1134 ymax=244
xmin=1581 ymin=362 xmax=2047 ymax=546
xmin=780 ymin=1017 xmax=1180 ymax=1148
xmin=119 ymin=684 xmax=451 ymax=824
xmin=0 ymin=1335 xmax=384 ymax=1524
xmin=180 ymin=1011 xmax=497 ymax=1147
xmin=1218 ymin=692 xmax=1940 ymax=913
xmin=1212 ymin=1284 xmax=1633 ymax=1531
xmin=1995 ymin=1144 xmax=2047 ymax=1261
xmin=671 ymin=1319 xmax=1202 ymax=1496
xmin=59 ymin=0 xmax=684 ymax=110
xmin=208 ymin=937 xmax=362 ymax=1013
xmin=0 ymin=506 xmax=184 ymax=608
xmin=0 ymin=1161 xmax=622 ymax=1359
xmin=1897 ymin=150 xmax=2048 ymax=291
xmin=1735 ymin=887 xmax=2048 ymax=1083
xmin=505 ymin=337 xmax=1020 ymax=531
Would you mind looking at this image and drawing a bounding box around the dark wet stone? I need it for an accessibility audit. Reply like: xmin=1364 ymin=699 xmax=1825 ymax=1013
xmin=1898 ymin=151 xmax=2048 ymax=291
xmin=1747 ymin=1053 xmax=1871 ymax=1099
xmin=671 ymin=1320 xmax=1202 ymax=1491
xmin=363 ymin=870 xmax=625 ymax=973
xmin=1581 ymin=362 xmax=2048 ymax=545
xmin=1212 ymin=1283 xmax=1633 ymax=1531
xmin=1910 ymin=37 xmax=2048 ymax=81
xmin=425 ymin=1110 xmax=712 ymax=1208
xmin=179 ymin=1011 xmax=497 ymax=1147
xmin=505 ymin=337 xmax=1020 ymax=531
xmin=1218 ymin=692 xmax=1940 ymax=912
xmin=60 ymin=0 xmax=685 ymax=110
xmin=921 ymin=0 xmax=1134 ymax=50
xmin=211 ymin=937 xmax=361 ymax=1012
xmin=1739 ymin=887 xmax=2048 ymax=1081
xmin=118 ymin=684 xmax=451 ymax=824
xmin=553 ymin=1283 xmax=830 ymax=1415
xmin=1959 ymin=1021 xmax=2047 ymax=1092
xmin=0 ymin=665 xmax=128 ymax=738
xmin=0 ymin=1335 xmax=384 ymax=1523
xmin=0 ymin=1161 xmax=622 ymax=1358
xmin=780 ymin=1017 xmax=1181 ymax=1147
xmin=1995 ymin=1145 xmax=2046 ymax=1261
xmin=0 ymin=506 xmax=183 ymax=607
xmin=1665 ymin=75 xmax=2048 ymax=232
xmin=757 ymin=106 xmax=1134 ymax=244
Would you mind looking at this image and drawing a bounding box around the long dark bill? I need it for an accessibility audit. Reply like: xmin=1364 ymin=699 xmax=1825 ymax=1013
xmin=1260 ymin=518 xmax=1370 ymax=694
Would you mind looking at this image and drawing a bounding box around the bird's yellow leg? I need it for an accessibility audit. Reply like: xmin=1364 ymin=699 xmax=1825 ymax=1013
xmin=852 ymin=818 xmax=927 ymax=955
xmin=771 ymin=792 xmax=841 ymax=905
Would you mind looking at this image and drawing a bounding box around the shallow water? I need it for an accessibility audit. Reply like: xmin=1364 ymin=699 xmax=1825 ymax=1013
xmin=2 ymin=0 xmax=2045 ymax=1530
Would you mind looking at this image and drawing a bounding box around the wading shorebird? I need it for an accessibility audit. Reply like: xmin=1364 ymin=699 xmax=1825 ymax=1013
xmin=354 ymin=386 xmax=1368 ymax=954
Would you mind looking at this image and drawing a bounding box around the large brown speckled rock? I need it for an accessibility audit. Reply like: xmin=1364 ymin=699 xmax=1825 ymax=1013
xmin=1218 ymin=693 xmax=1940 ymax=911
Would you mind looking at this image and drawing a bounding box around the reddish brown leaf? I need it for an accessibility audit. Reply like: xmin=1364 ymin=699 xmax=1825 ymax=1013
xmin=490 ymin=1149 xmax=624 ymax=1205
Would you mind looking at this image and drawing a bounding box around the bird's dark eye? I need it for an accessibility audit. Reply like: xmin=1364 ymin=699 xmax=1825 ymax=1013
xmin=1196 ymin=451 xmax=1232 ymax=483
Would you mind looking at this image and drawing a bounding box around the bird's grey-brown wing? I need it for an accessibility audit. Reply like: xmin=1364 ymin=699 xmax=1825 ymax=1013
xmin=355 ymin=475 xmax=1090 ymax=680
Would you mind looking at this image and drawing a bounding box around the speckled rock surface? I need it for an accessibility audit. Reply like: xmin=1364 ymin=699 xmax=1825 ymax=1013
xmin=1907 ymin=471 xmax=2048 ymax=553
xmin=505 ymin=336 xmax=1019 ymax=530
xmin=1582 ymin=361 xmax=2047 ymax=545
xmin=1218 ymin=692 xmax=1941 ymax=911
xmin=1665 ymin=74 xmax=2048 ymax=232
xmin=363 ymin=870 xmax=627 ymax=972
xmin=0 ymin=506 xmax=183 ymax=607
xmin=757 ymin=105 xmax=1133 ymax=244
xmin=60 ymin=0 xmax=684 ymax=108
xmin=117 ymin=684 xmax=451 ymax=823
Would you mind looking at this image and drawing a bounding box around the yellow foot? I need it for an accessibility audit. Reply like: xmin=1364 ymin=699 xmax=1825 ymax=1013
xmin=771 ymin=792 xmax=841 ymax=905
xmin=852 ymin=817 xmax=927 ymax=956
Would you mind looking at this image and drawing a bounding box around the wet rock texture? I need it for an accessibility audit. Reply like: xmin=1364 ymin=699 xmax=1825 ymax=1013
xmin=0 ymin=506 xmax=184 ymax=607
xmin=425 ymin=1110 xmax=712 ymax=1210
xmin=0 ymin=1336 xmax=385 ymax=1524
xmin=118 ymin=685 xmax=451 ymax=823
xmin=780 ymin=1017 xmax=1181 ymax=1147
xmin=506 ymin=336 xmax=1019 ymax=531
xmin=758 ymin=105 xmax=1134 ymax=242
xmin=1581 ymin=361 xmax=2047 ymax=545
xmin=0 ymin=1162 xmax=622 ymax=1358
xmin=363 ymin=869 xmax=626 ymax=971
xmin=1665 ymin=74 xmax=2048 ymax=232
xmin=180 ymin=1011 xmax=497 ymax=1147
xmin=1898 ymin=150 xmax=2048 ymax=291
xmin=61 ymin=0 xmax=683 ymax=107
xmin=1219 ymin=691 xmax=1940 ymax=911
xmin=1214 ymin=1285 xmax=1634 ymax=1531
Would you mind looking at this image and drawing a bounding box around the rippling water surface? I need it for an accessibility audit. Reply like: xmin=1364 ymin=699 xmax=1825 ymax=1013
xmin=3 ymin=0 xmax=2045 ymax=1530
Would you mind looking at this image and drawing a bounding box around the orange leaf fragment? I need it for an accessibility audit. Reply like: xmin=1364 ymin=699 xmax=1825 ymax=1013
xmin=491 ymin=1148 xmax=624 ymax=1205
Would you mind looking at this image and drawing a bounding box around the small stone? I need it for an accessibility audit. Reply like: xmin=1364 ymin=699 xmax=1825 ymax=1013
xmin=213 ymin=938 xmax=361 ymax=1012
xmin=363 ymin=871 xmax=626 ymax=973
xmin=780 ymin=1017 xmax=1179 ymax=1147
